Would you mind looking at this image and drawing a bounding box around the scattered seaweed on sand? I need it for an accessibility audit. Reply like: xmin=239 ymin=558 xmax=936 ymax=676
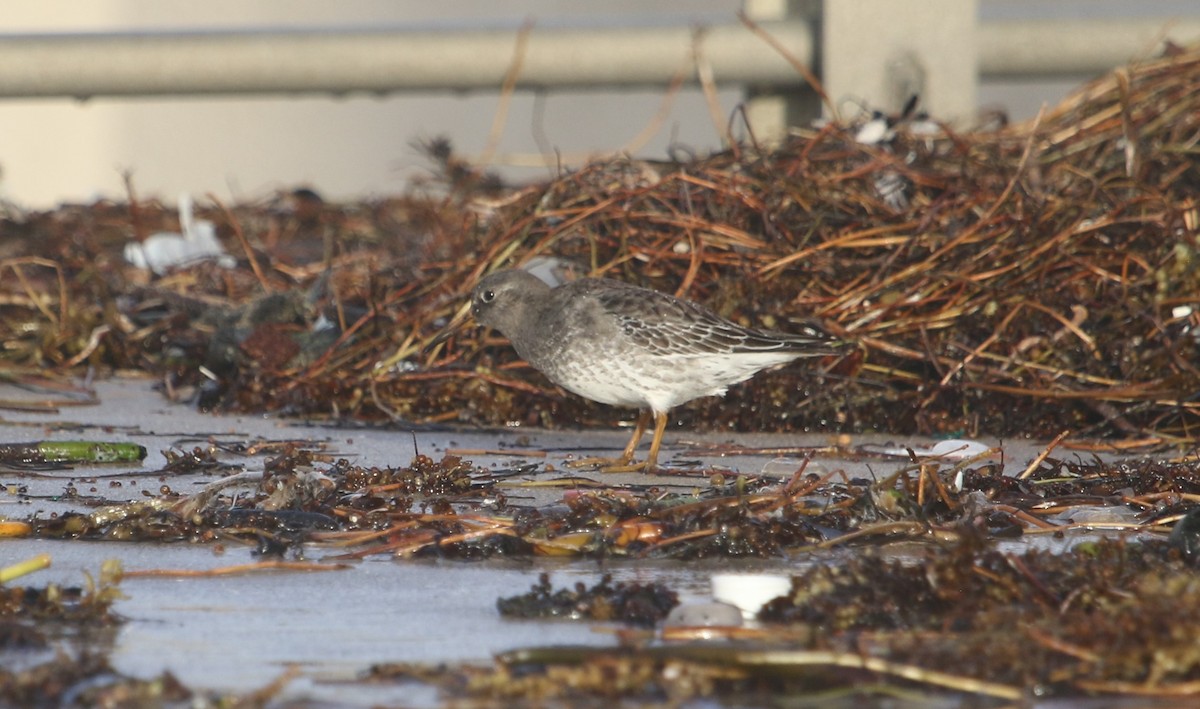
xmin=0 ymin=559 xmax=124 ymax=628
xmin=367 ymin=536 xmax=1200 ymax=705
xmin=0 ymin=560 xmax=182 ymax=705
xmin=17 ymin=445 xmax=1198 ymax=560
xmin=14 ymin=438 xmax=1200 ymax=702
xmin=497 ymin=573 xmax=678 ymax=627
xmin=0 ymin=560 xmax=306 ymax=705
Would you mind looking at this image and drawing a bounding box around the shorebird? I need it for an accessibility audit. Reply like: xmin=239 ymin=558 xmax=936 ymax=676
xmin=451 ymin=269 xmax=848 ymax=471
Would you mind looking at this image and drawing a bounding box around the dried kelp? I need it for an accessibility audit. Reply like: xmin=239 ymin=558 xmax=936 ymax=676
xmin=1 ymin=46 xmax=1198 ymax=445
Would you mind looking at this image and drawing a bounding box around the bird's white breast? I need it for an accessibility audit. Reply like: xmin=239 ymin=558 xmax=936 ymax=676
xmin=544 ymin=346 xmax=799 ymax=414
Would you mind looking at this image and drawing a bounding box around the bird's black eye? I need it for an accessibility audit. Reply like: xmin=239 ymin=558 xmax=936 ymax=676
xmin=480 ymin=289 xmax=496 ymax=303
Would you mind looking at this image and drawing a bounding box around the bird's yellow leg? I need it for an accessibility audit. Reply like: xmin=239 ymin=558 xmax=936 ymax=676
xmin=567 ymin=411 xmax=651 ymax=472
xmin=642 ymin=411 xmax=669 ymax=471
xmin=620 ymin=410 xmax=651 ymax=462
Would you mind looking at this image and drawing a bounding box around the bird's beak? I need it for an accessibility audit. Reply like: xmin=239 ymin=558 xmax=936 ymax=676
xmin=423 ymin=300 xmax=474 ymax=355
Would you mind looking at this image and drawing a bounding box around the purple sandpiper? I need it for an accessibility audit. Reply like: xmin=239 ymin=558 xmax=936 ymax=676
xmin=461 ymin=269 xmax=849 ymax=471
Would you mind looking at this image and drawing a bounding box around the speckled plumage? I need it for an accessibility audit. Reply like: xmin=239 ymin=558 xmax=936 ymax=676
xmin=470 ymin=269 xmax=848 ymax=470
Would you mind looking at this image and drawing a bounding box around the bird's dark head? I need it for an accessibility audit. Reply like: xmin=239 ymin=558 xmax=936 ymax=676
xmin=424 ymin=268 xmax=554 ymax=354
xmin=470 ymin=269 xmax=553 ymax=339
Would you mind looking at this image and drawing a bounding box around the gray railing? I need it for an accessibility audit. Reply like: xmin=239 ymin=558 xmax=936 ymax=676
xmin=0 ymin=4 xmax=1196 ymax=135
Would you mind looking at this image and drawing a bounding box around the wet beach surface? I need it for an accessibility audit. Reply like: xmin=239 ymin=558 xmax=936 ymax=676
xmin=1 ymin=378 xmax=1171 ymax=706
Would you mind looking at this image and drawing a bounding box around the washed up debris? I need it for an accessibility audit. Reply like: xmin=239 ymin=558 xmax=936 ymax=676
xmin=0 ymin=440 xmax=146 ymax=466
xmin=122 ymin=560 xmax=351 ymax=579
xmin=0 ymin=553 xmax=49 ymax=584
xmin=496 ymin=573 xmax=678 ymax=628
xmin=0 ymin=371 xmax=100 ymax=413
xmin=0 ymin=521 xmax=33 ymax=539
xmin=13 ymin=443 xmax=1195 ymax=560
xmin=0 ymin=556 xmax=269 ymax=706
xmin=0 ymin=559 xmax=124 ymax=621
xmin=1168 ymin=507 xmax=1200 ymax=560
xmin=709 ymin=573 xmax=792 ymax=621
xmin=866 ymin=439 xmax=995 ymax=461
xmin=376 ymin=536 xmax=1200 ymax=705
xmin=663 ymin=601 xmax=744 ymax=629
xmin=370 ymin=638 xmax=1023 ymax=704
xmin=123 ymin=193 xmax=235 ymax=275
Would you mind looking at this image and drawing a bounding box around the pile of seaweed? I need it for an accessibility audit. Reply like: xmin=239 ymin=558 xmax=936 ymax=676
xmin=1 ymin=45 xmax=1198 ymax=443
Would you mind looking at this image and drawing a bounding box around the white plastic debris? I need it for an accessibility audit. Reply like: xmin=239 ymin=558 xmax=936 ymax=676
xmin=925 ymin=439 xmax=994 ymax=460
xmin=873 ymin=439 xmax=996 ymax=461
xmin=710 ymin=573 xmax=792 ymax=621
xmin=664 ymin=601 xmax=744 ymax=628
xmin=854 ymin=112 xmax=894 ymax=145
xmin=124 ymin=193 xmax=236 ymax=275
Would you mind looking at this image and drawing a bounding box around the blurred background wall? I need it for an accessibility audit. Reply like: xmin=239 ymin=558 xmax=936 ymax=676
xmin=0 ymin=0 xmax=1196 ymax=208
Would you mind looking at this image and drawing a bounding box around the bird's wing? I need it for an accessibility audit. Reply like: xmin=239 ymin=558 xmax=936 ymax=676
xmin=581 ymin=280 xmax=841 ymax=358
